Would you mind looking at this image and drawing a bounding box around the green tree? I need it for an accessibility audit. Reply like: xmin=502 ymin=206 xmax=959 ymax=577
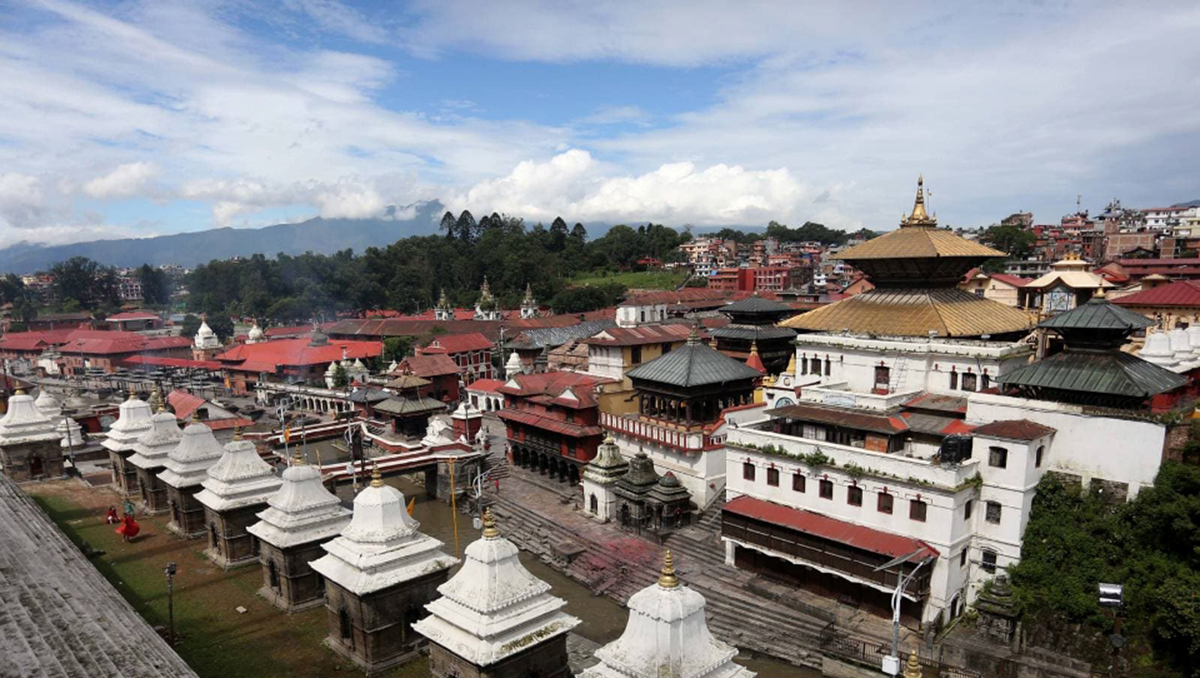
xmin=440 ymin=210 xmax=457 ymax=239
xmin=332 ymin=362 xmax=349 ymax=388
xmin=138 ymin=264 xmax=171 ymax=306
xmin=979 ymin=223 xmax=1036 ymax=260
xmin=179 ymin=314 xmax=201 ymax=339
xmin=383 ymin=336 xmax=413 ymax=362
xmin=455 ymin=210 xmax=477 ymax=243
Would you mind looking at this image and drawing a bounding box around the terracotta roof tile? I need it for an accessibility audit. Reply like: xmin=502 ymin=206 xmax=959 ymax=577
xmin=971 ymin=419 xmax=1056 ymax=441
xmin=1110 ymin=280 xmax=1200 ymax=308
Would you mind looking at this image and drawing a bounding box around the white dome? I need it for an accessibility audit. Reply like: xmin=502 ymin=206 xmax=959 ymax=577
xmin=194 ymin=319 xmax=221 ymax=350
xmin=34 ymin=389 xmax=62 ymax=419
xmin=247 ymin=322 xmax=265 ymax=343
xmin=1170 ymin=327 xmax=1193 ymax=361
xmin=1140 ymin=330 xmax=1178 ymax=368
xmin=505 ymin=351 xmax=524 ymax=375
xmin=0 ymin=392 xmax=60 ymax=446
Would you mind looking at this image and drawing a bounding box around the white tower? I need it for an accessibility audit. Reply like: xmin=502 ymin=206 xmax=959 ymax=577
xmin=520 ymin=283 xmax=539 ymax=319
xmin=582 ymin=436 xmax=629 ymax=522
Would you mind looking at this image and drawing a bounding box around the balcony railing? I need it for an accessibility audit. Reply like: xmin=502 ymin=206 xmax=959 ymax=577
xmin=601 ymin=412 xmax=723 ymax=452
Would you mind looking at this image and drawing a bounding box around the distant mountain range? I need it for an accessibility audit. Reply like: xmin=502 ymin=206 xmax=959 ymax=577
xmin=1172 ymin=200 xmax=1200 ymax=208
xmin=0 ymin=201 xmax=448 ymax=273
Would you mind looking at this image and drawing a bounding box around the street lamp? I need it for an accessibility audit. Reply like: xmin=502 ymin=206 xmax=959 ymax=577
xmin=874 ymin=549 xmax=933 ymax=676
xmin=1100 ymin=582 xmax=1124 ymax=677
xmin=164 ymin=561 xmax=178 ymax=647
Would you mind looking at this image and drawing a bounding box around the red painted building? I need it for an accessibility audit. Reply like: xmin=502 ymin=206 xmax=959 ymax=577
xmin=417 ymin=332 xmax=496 ymax=382
xmin=55 ymin=331 xmax=192 ymax=374
xmin=498 ymin=371 xmax=610 ymax=485
xmin=708 ymin=266 xmax=805 ymax=293
xmin=396 ymin=353 xmax=461 ymax=403
xmin=214 ymin=334 xmax=382 ymax=394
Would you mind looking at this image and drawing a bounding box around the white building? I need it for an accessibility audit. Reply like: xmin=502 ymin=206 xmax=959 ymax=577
xmin=580 ymin=552 xmax=754 ymax=678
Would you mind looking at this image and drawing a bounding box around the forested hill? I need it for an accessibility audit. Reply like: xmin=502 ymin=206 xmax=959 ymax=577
xmin=0 ymin=201 xmax=447 ymax=273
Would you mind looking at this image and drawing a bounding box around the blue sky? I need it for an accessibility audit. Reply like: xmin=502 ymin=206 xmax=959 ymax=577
xmin=1 ymin=0 xmax=1199 ymax=246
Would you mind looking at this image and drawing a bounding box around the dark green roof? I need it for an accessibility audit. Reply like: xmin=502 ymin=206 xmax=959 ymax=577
xmin=998 ymin=350 xmax=1186 ymax=399
xmin=709 ymin=325 xmax=797 ymax=341
xmin=1039 ymin=298 xmax=1152 ymax=332
xmin=627 ymin=341 xmax=764 ymax=388
xmin=721 ymin=296 xmax=793 ymax=315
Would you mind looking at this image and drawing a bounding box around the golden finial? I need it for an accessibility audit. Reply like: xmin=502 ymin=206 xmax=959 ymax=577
xmin=127 ymin=385 xmax=137 ymax=400
xmin=482 ymin=507 xmax=499 ymax=538
xmin=902 ymin=174 xmax=936 ymax=228
xmin=658 ymin=550 xmax=679 ymax=589
xmin=14 ymin=387 xmax=25 ymax=396
xmin=370 ymin=463 xmax=382 ymax=488
xmin=191 ymin=408 xmax=201 ymax=423
xmin=903 ymin=650 xmax=922 ymax=678
xmin=234 ymin=426 xmax=243 ymax=440
xmin=292 ymin=449 xmax=305 ymax=466
xmin=1095 ymin=285 xmax=1107 ymax=299
xmin=750 ymin=340 xmax=760 ymax=356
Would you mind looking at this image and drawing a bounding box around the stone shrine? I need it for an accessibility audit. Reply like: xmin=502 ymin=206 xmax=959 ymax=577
xmin=247 ymin=452 xmax=351 ymax=612
xmin=126 ymin=404 xmax=182 ymax=514
xmin=582 ymin=435 xmax=629 ymax=522
xmin=194 ymin=430 xmax=281 ymax=568
xmin=158 ymin=413 xmax=227 ymax=537
xmin=310 ymin=466 xmax=458 ymax=674
xmin=415 ymin=508 xmax=580 ymax=678
xmin=101 ymin=389 xmax=153 ymax=495
xmin=0 ymin=390 xmax=64 ymax=481
xmin=581 ymin=552 xmax=754 ymax=678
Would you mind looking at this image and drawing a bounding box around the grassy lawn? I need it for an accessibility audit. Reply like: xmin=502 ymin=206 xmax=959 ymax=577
xmin=569 ymin=269 xmax=688 ymax=290
xmin=26 ymin=481 xmax=429 ymax=678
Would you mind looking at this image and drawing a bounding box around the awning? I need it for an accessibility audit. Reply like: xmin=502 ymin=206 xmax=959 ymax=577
xmin=723 ymin=495 xmax=939 ymax=560
xmin=497 ymin=409 xmax=602 ymax=438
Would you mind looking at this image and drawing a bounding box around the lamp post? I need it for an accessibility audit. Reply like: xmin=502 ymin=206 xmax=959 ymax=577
xmin=874 ymin=549 xmax=933 ymax=676
xmin=1099 ymin=582 xmax=1124 ymax=677
xmin=164 ymin=561 xmax=177 ymax=647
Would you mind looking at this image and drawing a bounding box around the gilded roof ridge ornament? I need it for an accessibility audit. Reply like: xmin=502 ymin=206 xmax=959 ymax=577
xmin=901 ymin=174 xmax=937 ymax=228
xmin=481 ymin=507 xmax=499 ymax=538
xmin=370 ymin=462 xmax=382 ymax=488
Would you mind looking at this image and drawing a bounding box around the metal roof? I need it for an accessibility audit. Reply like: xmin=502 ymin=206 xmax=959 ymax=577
xmin=709 ymin=325 xmax=797 ymax=341
xmin=626 ymin=341 xmax=764 ymax=388
xmin=374 ymin=395 xmax=446 ymax=416
xmin=833 ymin=227 xmax=1005 ymax=261
xmin=721 ymin=296 xmax=794 ymax=315
xmin=1111 ymin=279 xmax=1200 ymax=309
xmin=505 ymin=321 xmax=614 ymax=350
xmin=998 ymin=349 xmax=1187 ymax=398
xmin=1039 ymin=298 xmax=1152 ymax=332
xmin=780 ymin=287 xmax=1035 ymax=337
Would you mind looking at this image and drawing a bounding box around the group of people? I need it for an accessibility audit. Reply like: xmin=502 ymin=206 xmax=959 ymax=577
xmin=104 ymin=500 xmax=141 ymax=542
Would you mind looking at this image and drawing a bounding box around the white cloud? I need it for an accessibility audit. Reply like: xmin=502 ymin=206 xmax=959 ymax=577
xmin=0 ymin=173 xmax=45 ymax=229
xmin=178 ymin=175 xmax=395 ymax=226
xmin=449 ymin=149 xmax=856 ymax=228
xmin=82 ymin=162 xmax=160 ymax=199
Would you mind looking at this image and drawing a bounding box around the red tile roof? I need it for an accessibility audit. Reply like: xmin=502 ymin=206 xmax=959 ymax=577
xmin=397 ymin=353 xmax=460 ymax=378
xmin=988 ymin=274 xmax=1032 ymax=287
xmin=216 ymin=338 xmax=382 ymax=371
xmin=498 ymin=371 xmax=609 ymax=409
xmin=419 ymin=332 xmax=494 ymax=354
xmin=265 ymin=323 xmax=334 ymax=338
xmin=583 ymin=324 xmax=695 ymax=346
xmin=971 ymin=419 xmax=1056 ymax=441
xmin=1110 ymin=280 xmax=1200 ymax=308
xmin=57 ymin=331 xmax=191 ymax=355
xmin=166 ymin=390 xmax=252 ymax=430
xmin=622 ymin=288 xmax=736 ymax=307
xmin=466 ymin=378 xmax=505 ymax=393
xmin=496 ymin=408 xmax=603 ymax=438
xmin=106 ymin=311 xmax=160 ymax=321
xmin=0 ymin=328 xmax=79 ymax=352
xmin=723 ymin=495 xmax=939 ymax=560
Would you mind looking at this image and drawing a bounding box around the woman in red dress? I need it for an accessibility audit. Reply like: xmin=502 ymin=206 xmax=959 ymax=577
xmin=116 ymin=512 xmax=141 ymax=542
xmin=105 ymin=506 xmax=119 ymax=525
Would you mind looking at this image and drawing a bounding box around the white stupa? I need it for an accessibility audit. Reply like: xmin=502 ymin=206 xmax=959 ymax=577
xmin=127 ymin=405 xmax=183 ymax=475
xmin=194 ymin=432 xmax=281 ymax=514
xmin=34 ymin=389 xmax=62 ymax=419
xmin=157 ymin=413 xmax=226 ymax=491
xmin=310 ymin=466 xmax=457 ymax=596
xmin=1140 ymin=329 xmax=1179 ymax=369
xmin=0 ymin=390 xmax=61 ymax=447
xmin=194 ymin=317 xmax=221 ymax=351
xmin=102 ymin=389 xmax=154 ymax=452
xmin=505 ymin=350 xmax=524 ymax=377
xmin=581 ymin=552 xmax=755 ymax=678
xmin=248 ymin=454 xmax=351 ymax=550
xmin=1169 ymin=327 xmax=1195 ymax=369
xmin=414 ymin=508 xmax=580 ymax=668
xmin=247 ymin=320 xmax=265 ymax=344
xmin=1188 ymin=321 xmax=1200 ymax=358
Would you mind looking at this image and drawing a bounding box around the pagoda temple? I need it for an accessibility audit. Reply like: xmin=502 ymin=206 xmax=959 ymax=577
xmin=1001 ymin=294 xmax=1188 ymax=410
xmin=581 ymin=552 xmax=754 ymax=678
xmin=414 ymin=509 xmax=580 ymax=678
xmin=101 ymin=388 xmax=154 ymax=495
xmin=711 ymin=295 xmax=797 ymax=373
xmin=126 ymin=403 xmax=182 ymax=515
xmin=247 ymin=452 xmax=351 ymax=612
xmin=194 ymin=430 xmax=282 ymax=568
xmin=782 ymin=176 xmax=1034 ymax=339
xmin=158 ymin=412 xmax=227 ymax=537
xmin=310 ymin=466 xmax=458 ymax=673
xmin=0 ymin=390 xmax=63 ymax=481
xmin=378 ymin=368 xmax=447 ymax=438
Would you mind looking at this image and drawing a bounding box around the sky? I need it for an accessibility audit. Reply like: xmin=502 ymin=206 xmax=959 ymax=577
xmin=1 ymin=0 xmax=1199 ymax=247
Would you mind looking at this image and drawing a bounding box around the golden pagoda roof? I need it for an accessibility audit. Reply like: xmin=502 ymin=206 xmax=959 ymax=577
xmin=834 ymin=176 xmax=1005 ymax=261
xmin=780 ymin=288 xmax=1036 ymax=337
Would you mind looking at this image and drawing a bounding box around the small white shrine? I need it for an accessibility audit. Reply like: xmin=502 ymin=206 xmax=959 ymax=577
xmin=0 ymin=389 xmax=63 ymax=481
xmin=415 ymin=508 xmax=580 ymax=677
xmin=581 ymin=552 xmax=755 ymax=678
xmin=194 ymin=431 xmax=281 ymax=568
xmin=158 ymin=413 xmax=227 ymax=537
xmin=581 ymin=435 xmax=629 ymax=522
xmin=248 ymin=453 xmax=351 ymax=611
xmin=127 ymin=405 xmax=182 ymax=514
xmin=102 ymin=389 xmax=154 ymax=495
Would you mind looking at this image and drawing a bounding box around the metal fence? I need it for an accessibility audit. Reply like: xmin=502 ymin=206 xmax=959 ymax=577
xmin=819 ymin=622 xmax=987 ymax=678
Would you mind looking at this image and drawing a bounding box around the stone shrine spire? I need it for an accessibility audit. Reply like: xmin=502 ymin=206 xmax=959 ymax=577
xmin=414 ymin=508 xmax=580 ymax=676
xmin=581 ymin=552 xmax=754 ymax=678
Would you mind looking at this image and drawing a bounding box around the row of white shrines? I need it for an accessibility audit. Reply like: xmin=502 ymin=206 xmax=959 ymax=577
xmin=0 ymin=387 xmax=941 ymax=677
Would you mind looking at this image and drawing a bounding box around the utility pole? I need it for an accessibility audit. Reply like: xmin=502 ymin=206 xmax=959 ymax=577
xmin=873 ymin=550 xmax=931 ymax=676
xmin=164 ymin=561 xmax=177 ymax=647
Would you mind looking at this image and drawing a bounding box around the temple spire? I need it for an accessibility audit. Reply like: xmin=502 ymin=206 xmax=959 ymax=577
xmin=481 ymin=507 xmax=499 ymax=538
xmin=901 ymin=174 xmax=937 ymax=228
xmin=658 ymin=550 xmax=679 ymax=589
